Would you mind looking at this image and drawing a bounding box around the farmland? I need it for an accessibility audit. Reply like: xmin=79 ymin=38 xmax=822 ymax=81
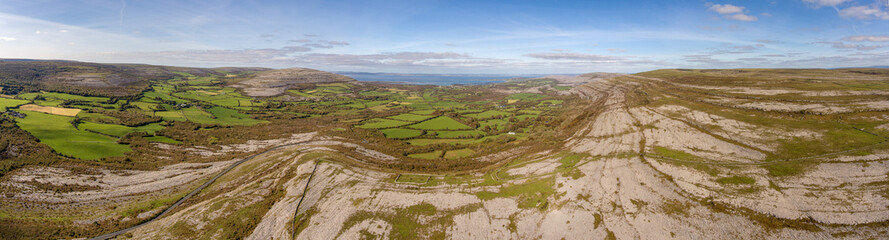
xmin=4 ymin=61 xmax=888 ymax=240
xmin=14 ymin=110 xmax=131 ymax=160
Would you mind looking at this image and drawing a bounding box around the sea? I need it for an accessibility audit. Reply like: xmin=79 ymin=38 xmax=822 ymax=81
xmin=337 ymin=72 xmax=546 ymax=86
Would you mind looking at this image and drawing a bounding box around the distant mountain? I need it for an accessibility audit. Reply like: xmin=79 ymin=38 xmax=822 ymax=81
xmin=336 ymin=71 xmax=552 ymax=86
xmin=0 ymin=60 xmax=354 ymax=97
xmin=233 ymin=68 xmax=356 ymax=96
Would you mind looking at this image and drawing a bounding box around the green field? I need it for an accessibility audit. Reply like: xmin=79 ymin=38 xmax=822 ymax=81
xmin=464 ymin=110 xmax=512 ymax=119
xmin=144 ymin=135 xmax=182 ymax=144
xmin=406 ymin=116 xmax=471 ymax=130
xmin=387 ymin=113 xmax=433 ymax=122
xmin=381 ymin=128 xmax=424 ymax=139
xmin=0 ymin=98 xmax=29 ymax=111
xmin=507 ymin=93 xmax=547 ymax=100
xmin=410 ymin=110 xmax=436 ymax=115
xmin=154 ymin=110 xmax=187 ymax=121
xmin=78 ymin=122 xmax=164 ymax=137
xmin=515 ymin=114 xmax=538 ymax=120
xmin=430 ymin=130 xmax=485 ymax=138
xmin=207 ymin=107 xmax=266 ymax=125
xmin=408 ymin=150 xmax=442 ymax=159
xmin=407 ymin=138 xmax=474 ymax=146
xmin=444 ymin=149 xmax=475 ymax=159
xmin=15 ymin=110 xmax=131 ymax=160
xmin=19 ymin=92 xmax=110 ymax=102
xmin=357 ymin=118 xmax=412 ymax=129
xmin=480 ymin=119 xmax=508 ymax=129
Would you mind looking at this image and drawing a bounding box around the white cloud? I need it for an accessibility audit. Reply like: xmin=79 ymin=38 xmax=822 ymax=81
xmin=0 ymin=37 xmax=16 ymax=41
xmin=709 ymin=4 xmax=744 ymax=14
xmin=524 ymin=52 xmax=622 ymax=62
xmin=839 ymin=5 xmax=889 ymax=20
xmin=727 ymin=14 xmax=758 ymax=21
xmin=59 ymin=29 xmax=68 ymax=33
xmin=815 ymin=41 xmax=886 ymax=51
xmin=802 ymin=0 xmax=852 ymax=8
xmin=842 ymin=35 xmax=889 ymax=42
xmin=707 ymin=3 xmax=758 ymax=21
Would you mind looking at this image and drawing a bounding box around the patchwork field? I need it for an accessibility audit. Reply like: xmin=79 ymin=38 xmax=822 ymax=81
xmin=0 ymin=97 xmax=28 ymax=111
xmin=19 ymin=104 xmax=81 ymax=116
xmin=14 ymin=110 xmax=131 ymax=160
xmin=5 ymin=62 xmax=886 ymax=240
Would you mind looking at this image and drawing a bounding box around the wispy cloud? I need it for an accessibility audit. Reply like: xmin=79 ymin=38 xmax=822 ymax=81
xmin=0 ymin=37 xmax=16 ymax=41
xmin=842 ymin=35 xmax=889 ymax=42
xmin=839 ymin=5 xmax=889 ymax=20
xmin=524 ymin=52 xmax=622 ymax=62
xmin=707 ymin=3 xmax=758 ymax=21
xmin=801 ymin=0 xmax=852 ymax=8
xmin=708 ymin=44 xmax=765 ymax=54
xmin=815 ymin=41 xmax=886 ymax=50
xmin=113 ymin=46 xmax=312 ymax=63
xmin=709 ymin=4 xmax=744 ymax=14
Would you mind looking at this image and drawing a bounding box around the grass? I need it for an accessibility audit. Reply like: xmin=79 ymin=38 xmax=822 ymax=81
xmin=444 ymin=149 xmax=474 ymax=159
xmin=15 ymin=110 xmax=131 ymax=160
xmin=75 ymin=112 xmax=117 ymax=122
xmin=652 ymin=146 xmax=720 ymax=176
xmin=558 ymin=152 xmax=586 ymax=169
xmin=206 ymin=107 xmax=266 ymax=125
xmin=476 ymin=177 xmax=555 ymax=210
xmin=406 ymin=116 xmax=471 ymax=130
xmin=130 ymin=101 xmax=159 ymax=111
xmin=340 ymin=203 xmax=453 ymax=240
xmin=396 ymin=174 xmax=430 ymax=183
xmin=407 ymin=138 xmax=474 ymax=146
xmin=716 ymin=176 xmax=756 ymax=185
xmin=387 ymin=113 xmax=433 ymax=122
xmin=144 ymin=136 xmax=182 ymax=144
xmin=538 ymin=100 xmax=563 ymax=105
xmin=357 ymin=118 xmax=412 ymax=129
xmin=409 ymin=151 xmax=442 ymax=159
xmin=463 ymin=110 xmax=512 ymax=119
xmin=507 ymin=93 xmax=547 ymax=100
xmin=381 ymin=128 xmax=424 ymax=139
xmin=78 ymin=122 xmax=164 ymax=137
xmin=19 ymin=92 xmax=110 ymax=102
xmin=0 ymin=97 xmax=29 ymax=111
xmin=175 ymin=107 xmax=265 ymax=126
xmin=765 ymin=161 xmax=806 ymax=177
xmin=515 ymin=114 xmax=538 ymax=121
xmin=143 ymin=91 xmax=189 ymax=104
xmin=429 ymin=130 xmax=485 ymax=138
xmin=411 ymin=110 xmax=436 ymax=115
xmin=480 ymin=119 xmax=508 ymax=129
xmin=771 ymin=128 xmax=885 ymax=161
xmin=154 ymin=110 xmax=187 ymax=121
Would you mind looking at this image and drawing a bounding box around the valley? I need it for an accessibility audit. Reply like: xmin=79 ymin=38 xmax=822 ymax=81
xmin=0 ymin=61 xmax=888 ymax=239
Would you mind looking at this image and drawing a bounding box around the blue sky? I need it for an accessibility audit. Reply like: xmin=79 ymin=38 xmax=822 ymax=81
xmin=0 ymin=0 xmax=888 ymax=74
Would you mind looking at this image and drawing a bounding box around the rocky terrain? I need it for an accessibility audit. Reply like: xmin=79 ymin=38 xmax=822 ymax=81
xmin=1 ymin=68 xmax=888 ymax=239
xmin=233 ymin=68 xmax=357 ymax=97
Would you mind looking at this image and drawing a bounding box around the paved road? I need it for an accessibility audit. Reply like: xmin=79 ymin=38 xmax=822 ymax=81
xmin=90 ymin=141 xmax=309 ymax=240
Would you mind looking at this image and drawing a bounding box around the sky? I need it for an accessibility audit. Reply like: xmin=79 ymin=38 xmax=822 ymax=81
xmin=0 ymin=0 xmax=888 ymax=74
